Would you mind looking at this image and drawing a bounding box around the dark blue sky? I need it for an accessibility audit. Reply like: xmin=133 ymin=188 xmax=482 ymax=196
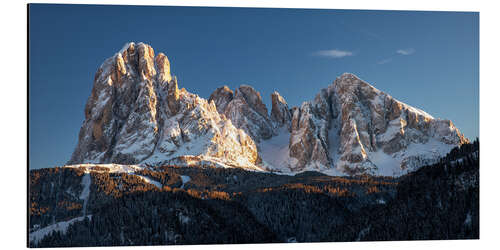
xmin=29 ymin=4 xmax=479 ymax=169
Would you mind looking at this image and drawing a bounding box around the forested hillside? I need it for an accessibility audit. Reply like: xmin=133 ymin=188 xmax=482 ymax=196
xmin=29 ymin=140 xmax=479 ymax=247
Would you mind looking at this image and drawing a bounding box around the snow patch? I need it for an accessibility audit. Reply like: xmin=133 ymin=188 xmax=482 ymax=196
xmin=327 ymin=122 xmax=342 ymax=168
xmin=406 ymin=105 xmax=434 ymax=119
xmin=259 ymin=127 xmax=295 ymax=172
xmin=132 ymin=174 xmax=163 ymax=189
xmin=180 ymin=175 xmax=191 ymax=189
xmin=367 ymin=138 xmax=455 ymax=176
xmin=356 ymin=225 xmax=371 ymax=241
xmin=464 ymin=212 xmax=472 ymax=226
xmin=79 ymin=174 xmax=91 ymax=216
xmin=30 ymin=215 xmax=92 ymax=245
xmin=178 ymin=213 xmax=190 ymax=224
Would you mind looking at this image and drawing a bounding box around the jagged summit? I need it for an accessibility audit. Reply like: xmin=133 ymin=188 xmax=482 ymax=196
xmin=262 ymin=72 xmax=468 ymax=175
xmin=69 ymin=42 xmax=261 ymax=170
xmin=332 ymin=73 xmax=434 ymax=119
xmin=69 ymin=43 xmax=468 ymax=176
xmin=209 ymin=84 xmax=274 ymax=142
xmin=270 ymin=91 xmax=292 ymax=128
xmin=208 ymin=86 xmax=234 ymax=114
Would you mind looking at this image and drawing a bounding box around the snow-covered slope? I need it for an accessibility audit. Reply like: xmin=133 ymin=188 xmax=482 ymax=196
xmin=68 ymin=43 xmax=468 ymax=176
xmin=30 ymin=215 xmax=92 ymax=244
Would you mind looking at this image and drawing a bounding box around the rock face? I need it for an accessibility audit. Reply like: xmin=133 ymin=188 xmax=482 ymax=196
xmin=262 ymin=73 xmax=468 ymax=175
xmin=69 ymin=42 xmax=261 ymax=170
xmin=270 ymin=91 xmax=292 ymax=129
xmin=288 ymin=101 xmax=330 ymax=171
xmin=69 ymin=43 xmax=468 ymax=176
xmin=209 ymin=86 xmax=233 ymax=114
xmin=209 ymin=85 xmax=274 ymax=142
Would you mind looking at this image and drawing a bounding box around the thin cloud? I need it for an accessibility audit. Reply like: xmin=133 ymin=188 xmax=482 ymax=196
xmin=396 ymin=48 xmax=416 ymax=56
xmin=376 ymin=48 xmax=415 ymax=65
xmin=314 ymin=49 xmax=354 ymax=58
xmin=377 ymin=58 xmax=393 ymax=65
xmin=360 ymin=29 xmax=383 ymax=41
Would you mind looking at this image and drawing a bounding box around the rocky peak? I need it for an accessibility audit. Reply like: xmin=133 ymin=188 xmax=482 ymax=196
xmin=69 ymin=43 xmax=262 ymax=171
xmin=270 ymin=91 xmax=292 ymax=128
xmin=135 ymin=43 xmax=156 ymax=79
xmin=259 ymin=72 xmax=469 ymax=175
xmin=208 ymin=85 xmax=274 ymax=142
xmin=332 ymin=73 xmax=382 ymax=101
xmin=208 ymin=86 xmax=234 ymax=114
xmin=167 ymin=77 xmax=180 ymax=114
xmin=235 ymin=85 xmax=269 ymax=118
xmin=155 ymin=52 xmax=172 ymax=83
xmin=103 ymin=42 xmax=173 ymax=84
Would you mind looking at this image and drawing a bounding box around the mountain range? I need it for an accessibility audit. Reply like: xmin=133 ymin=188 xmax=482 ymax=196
xmin=68 ymin=42 xmax=468 ymax=176
xmin=29 ymin=42 xmax=478 ymax=247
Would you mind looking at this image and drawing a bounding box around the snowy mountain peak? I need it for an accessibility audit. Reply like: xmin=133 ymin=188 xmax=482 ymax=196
xmin=69 ymin=43 xmax=468 ymax=176
xmin=260 ymin=72 xmax=469 ymax=175
xmin=69 ymin=43 xmax=262 ymax=171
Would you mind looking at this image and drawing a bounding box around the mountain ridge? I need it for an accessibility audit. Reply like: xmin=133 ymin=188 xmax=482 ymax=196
xmin=68 ymin=42 xmax=468 ymax=176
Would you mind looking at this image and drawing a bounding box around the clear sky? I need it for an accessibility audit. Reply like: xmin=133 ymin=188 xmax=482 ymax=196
xmin=28 ymin=4 xmax=479 ymax=169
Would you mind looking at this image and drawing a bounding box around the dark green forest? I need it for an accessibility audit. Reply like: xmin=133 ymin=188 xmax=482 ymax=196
xmin=28 ymin=139 xmax=479 ymax=247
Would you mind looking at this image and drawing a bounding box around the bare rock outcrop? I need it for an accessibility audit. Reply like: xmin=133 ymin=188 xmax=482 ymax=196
xmin=288 ymin=102 xmax=330 ymax=170
xmin=270 ymin=91 xmax=292 ymax=129
xmin=209 ymin=85 xmax=274 ymax=142
xmin=208 ymin=86 xmax=234 ymax=114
